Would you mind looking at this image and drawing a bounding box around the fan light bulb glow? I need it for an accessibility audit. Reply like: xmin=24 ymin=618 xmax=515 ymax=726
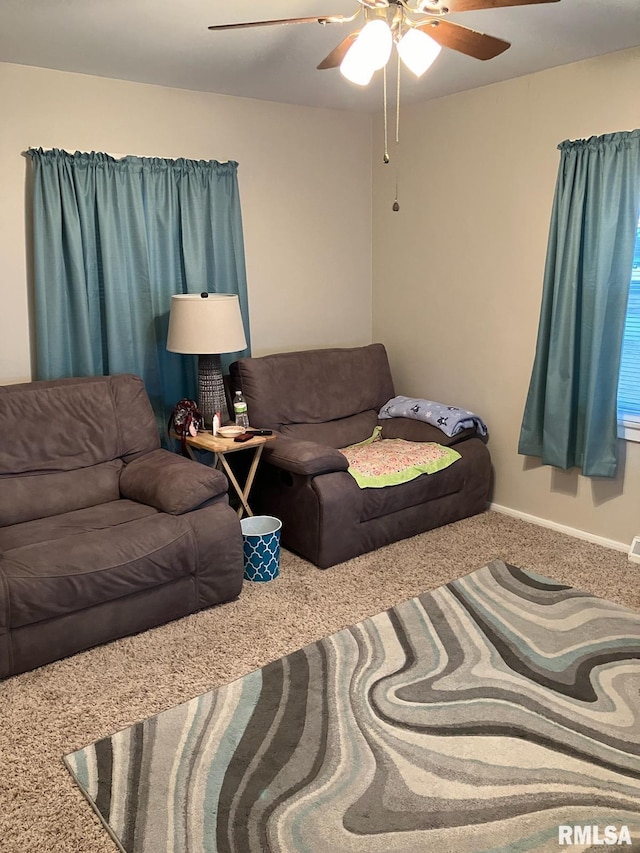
xmin=397 ymin=28 xmax=441 ymax=78
xmin=340 ymin=19 xmax=393 ymax=86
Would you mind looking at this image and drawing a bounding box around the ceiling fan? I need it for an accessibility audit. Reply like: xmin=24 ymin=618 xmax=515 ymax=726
xmin=208 ymin=0 xmax=561 ymax=84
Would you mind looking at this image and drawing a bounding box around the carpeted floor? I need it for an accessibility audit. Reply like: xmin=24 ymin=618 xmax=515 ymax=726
xmin=1 ymin=510 xmax=639 ymax=853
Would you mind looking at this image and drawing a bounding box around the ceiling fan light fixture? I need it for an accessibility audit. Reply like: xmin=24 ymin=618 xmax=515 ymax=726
xmin=397 ymin=27 xmax=442 ymax=78
xmin=340 ymin=55 xmax=376 ymax=86
xmin=340 ymin=19 xmax=392 ymax=85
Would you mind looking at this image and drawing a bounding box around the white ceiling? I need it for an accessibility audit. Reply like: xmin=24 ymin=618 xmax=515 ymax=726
xmin=1 ymin=0 xmax=639 ymax=113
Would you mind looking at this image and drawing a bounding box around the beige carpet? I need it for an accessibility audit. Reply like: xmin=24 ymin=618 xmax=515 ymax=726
xmin=1 ymin=510 xmax=639 ymax=853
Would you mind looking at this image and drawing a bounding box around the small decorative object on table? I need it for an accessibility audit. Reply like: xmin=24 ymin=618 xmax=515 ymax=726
xmin=168 ymin=399 xmax=204 ymax=452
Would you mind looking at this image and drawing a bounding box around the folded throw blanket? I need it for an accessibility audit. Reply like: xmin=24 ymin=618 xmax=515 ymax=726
xmin=379 ymin=396 xmax=488 ymax=438
xmin=340 ymin=426 xmax=461 ymax=489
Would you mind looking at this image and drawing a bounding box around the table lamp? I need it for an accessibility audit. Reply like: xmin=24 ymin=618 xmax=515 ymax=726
xmin=166 ymin=292 xmax=247 ymax=428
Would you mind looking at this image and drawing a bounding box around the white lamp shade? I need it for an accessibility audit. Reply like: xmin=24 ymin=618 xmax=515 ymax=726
xmin=397 ymin=28 xmax=441 ymax=78
xmin=166 ymin=293 xmax=247 ymax=355
xmin=340 ymin=20 xmax=393 ymax=86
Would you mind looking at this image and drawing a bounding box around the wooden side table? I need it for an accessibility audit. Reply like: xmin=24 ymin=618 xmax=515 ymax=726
xmin=182 ymin=431 xmax=276 ymax=518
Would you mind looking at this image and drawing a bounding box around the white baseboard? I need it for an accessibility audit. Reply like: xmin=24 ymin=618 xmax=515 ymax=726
xmin=489 ymin=503 xmax=629 ymax=554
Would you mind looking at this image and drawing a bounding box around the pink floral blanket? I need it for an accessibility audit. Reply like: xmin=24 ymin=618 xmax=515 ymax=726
xmin=339 ymin=429 xmax=460 ymax=489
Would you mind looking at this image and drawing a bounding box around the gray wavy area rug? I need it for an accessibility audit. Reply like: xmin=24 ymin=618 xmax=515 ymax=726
xmin=64 ymin=559 xmax=640 ymax=853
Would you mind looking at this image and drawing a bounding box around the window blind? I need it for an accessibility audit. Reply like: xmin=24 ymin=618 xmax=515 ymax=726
xmin=617 ymin=221 xmax=640 ymax=423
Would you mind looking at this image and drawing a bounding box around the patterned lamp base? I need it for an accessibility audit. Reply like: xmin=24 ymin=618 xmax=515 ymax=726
xmin=198 ymin=353 xmax=228 ymax=428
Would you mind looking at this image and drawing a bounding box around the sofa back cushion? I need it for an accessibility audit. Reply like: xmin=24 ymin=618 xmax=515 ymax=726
xmin=231 ymin=344 xmax=395 ymax=447
xmin=0 ymin=374 xmax=159 ymax=526
xmin=276 ymin=411 xmax=380 ymax=448
xmin=0 ymin=460 xmax=124 ymax=526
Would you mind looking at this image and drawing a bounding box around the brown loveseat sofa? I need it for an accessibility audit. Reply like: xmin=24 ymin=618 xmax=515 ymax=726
xmin=0 ymin=374 xmax=244 ymax=678
xmin=231 ymin=344 xmax=492 ymax=568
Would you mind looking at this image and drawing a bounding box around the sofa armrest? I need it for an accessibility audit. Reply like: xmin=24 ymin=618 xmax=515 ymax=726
xmin=120 ymin=448 xmax=229 ymax=515
xmin=263 ymin=435 xmax=349 ymax=477
xmin=378 ymin=417 xmax=478 ymax=447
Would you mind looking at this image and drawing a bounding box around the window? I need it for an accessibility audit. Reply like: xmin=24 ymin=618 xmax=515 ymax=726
xmin=617 ymin=216 xmax=640 ymax=441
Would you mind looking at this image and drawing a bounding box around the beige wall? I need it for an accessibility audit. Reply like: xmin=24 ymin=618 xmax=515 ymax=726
xmin=372 ymin=47 xmax=640 ymax=549
xmin=0 ymin=62 xmax=373 ymax=384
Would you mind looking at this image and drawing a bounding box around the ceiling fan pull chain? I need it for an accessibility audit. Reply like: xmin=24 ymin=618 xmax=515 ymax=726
xmin=383 ymin=64 xmax=390 ymax=164
xmin=392 ymin=54 xmax=400 ymax=212
xmin=396 ymin=52 xmax=401 ymax=146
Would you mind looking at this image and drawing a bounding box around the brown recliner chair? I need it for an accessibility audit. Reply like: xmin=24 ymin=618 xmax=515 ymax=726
xmin=0 ymin=374 xmax=244 ymax=678
xmin=230 ymin=343 xmax=492 ymax=568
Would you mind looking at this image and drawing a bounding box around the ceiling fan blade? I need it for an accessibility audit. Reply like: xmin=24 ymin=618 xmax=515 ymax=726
xmin=437 ymin=0 xmax=560 ymax=11
xmin=416 ymin=18 xmax=510 ymax=60
xmin=208 ymin=15 xmax=347 ymax=32
xmin=317 ymin=32 xmax=360 ymax=69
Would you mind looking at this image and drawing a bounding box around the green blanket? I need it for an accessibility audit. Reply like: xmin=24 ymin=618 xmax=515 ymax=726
xmin=340 ymin=427 xmax=461 ymax=488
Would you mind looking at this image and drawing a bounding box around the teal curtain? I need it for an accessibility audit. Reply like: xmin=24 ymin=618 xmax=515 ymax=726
xmin=27 ymin=148 xmax=250 ymax=431
xmin=518 ymin=130 xmax=640 ymax=477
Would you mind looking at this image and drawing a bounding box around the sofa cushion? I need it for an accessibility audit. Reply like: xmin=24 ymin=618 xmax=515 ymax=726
xmin=358 ymin=454 xmax=467 ymax=522
xmin=0 ymin=374 xmax=161 ymax=526
xmin=278 ymin=411 xmax=379 ymax=449
xmin=0 ymin=500 xmax=156 ymax=551
xmin=0 ymin=460 xmax=123 ymax=526
xmin=0 ymin=374 xmax=159 ymax=477
xmin=232 ymin=344 xmax=395 ymax=431
xmin=379 ymin=417 xmax=477 ymax=447
xmin=0 ymin=500 xmax=197 ymax=629
xmin=120 ymin=449 xmax=229 ymax=514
